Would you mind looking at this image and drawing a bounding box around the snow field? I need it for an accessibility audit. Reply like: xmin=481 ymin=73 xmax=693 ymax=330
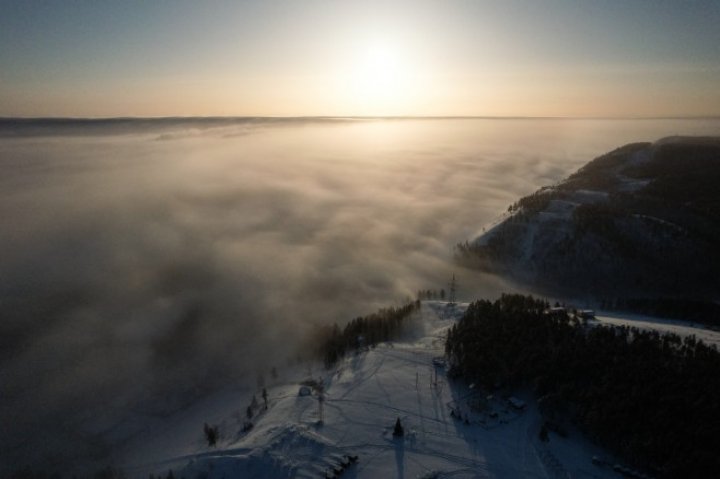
xmin=122 ymin=301 xmax=620 ymax=479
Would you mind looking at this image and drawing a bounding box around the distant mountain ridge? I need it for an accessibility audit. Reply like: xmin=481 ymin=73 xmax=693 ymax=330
xmin=456 ymin=136 xmax=720 ymax=299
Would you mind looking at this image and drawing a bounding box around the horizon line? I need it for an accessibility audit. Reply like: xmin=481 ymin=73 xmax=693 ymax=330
xmin=2 ymin=115 xmax=720 ymax=122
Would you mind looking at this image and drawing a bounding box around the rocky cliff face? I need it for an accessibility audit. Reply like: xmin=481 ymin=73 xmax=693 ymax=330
xmin=456 ymin=136 xmax=720 ymax=299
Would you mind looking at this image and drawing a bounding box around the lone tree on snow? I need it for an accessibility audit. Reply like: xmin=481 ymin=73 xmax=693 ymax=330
xmin=203 ymin=423 xmax=218 ymax=447
xmin=393 ymin=417 xmax=404 ymax=437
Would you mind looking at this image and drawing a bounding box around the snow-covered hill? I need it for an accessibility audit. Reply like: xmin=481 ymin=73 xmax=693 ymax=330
xmin=456 ymin=136 xmax=720 ymax=299
xmin=592 ymin=312 xmax=720 ymax=349
xmin=119 ymin=302 xmax=619 ymax=479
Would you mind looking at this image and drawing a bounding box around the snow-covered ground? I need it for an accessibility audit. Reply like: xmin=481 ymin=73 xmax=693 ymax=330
xmin=593 ymin=312 xmax=720 ymax=349
xmin=120 ymin=302 xmax=619 ymax=479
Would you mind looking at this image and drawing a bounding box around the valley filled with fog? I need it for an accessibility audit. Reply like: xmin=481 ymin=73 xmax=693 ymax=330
xmin=2 ymin=117 xmax=719 ymax=470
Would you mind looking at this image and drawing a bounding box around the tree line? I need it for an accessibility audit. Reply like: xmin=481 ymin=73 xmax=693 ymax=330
xmin=417 ymin=289 xmax=446 ymax=300
xmin=316 ymin=301 xmax=421 ymax=367
xmin=445 ymin=294 xmax=720 ymax=478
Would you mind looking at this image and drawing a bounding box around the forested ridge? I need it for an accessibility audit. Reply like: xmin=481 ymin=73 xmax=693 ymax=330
xmin=445 ymin=294 xmax=720 ymax=478
xmin=456 ymin=137 xmax=720 ymax=300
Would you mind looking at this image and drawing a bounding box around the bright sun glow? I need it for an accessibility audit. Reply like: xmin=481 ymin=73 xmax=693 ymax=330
xmin=341 ymin=39 xmax=425 ymax=115
xmin=355 ymin=44 xmax=403 ymax=94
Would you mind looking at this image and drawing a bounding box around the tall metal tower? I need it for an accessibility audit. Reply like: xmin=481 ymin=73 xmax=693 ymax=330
xmin=448 ymin=273 xmax=457 ymax=305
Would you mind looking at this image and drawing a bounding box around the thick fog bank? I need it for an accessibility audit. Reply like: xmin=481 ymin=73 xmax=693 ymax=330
xmin=1 ymin=118 xmax=718 ymax=472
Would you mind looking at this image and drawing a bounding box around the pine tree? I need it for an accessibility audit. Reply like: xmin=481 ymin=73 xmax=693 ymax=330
xmin=393 ymin=417 xmax=404 ymax=437
xmin=203 ymin=423 xmax=218 ymax=447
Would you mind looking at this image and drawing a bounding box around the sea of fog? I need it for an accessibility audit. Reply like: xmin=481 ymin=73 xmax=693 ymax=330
xmin=1 ymin=117 xmax=719 ymax=471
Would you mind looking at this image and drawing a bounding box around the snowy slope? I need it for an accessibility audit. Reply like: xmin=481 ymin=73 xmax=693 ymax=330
xmin=462 ymin=137 xmax=720 ymax=298
xmin=593 ymin=312 xmax=720 ymax=348
xmin=120 ymin=302 xmax=619 ymax=479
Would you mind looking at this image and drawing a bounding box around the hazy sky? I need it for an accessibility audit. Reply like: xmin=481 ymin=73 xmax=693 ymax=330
xmin=1 ymin=0 xmax=719 ymax=117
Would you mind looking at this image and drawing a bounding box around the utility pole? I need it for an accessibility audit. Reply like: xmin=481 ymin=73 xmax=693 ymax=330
xmin=318 ymin=393 xmax=324 ymax=424
xmin=317 ymin=383 xmax=325 ymax=424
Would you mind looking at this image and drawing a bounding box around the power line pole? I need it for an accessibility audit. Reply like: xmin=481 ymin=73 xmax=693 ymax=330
xmin=317 ymin=383 xmax=325 ymax=424
xmin=318 ymin=393 xmax=324 ymax=424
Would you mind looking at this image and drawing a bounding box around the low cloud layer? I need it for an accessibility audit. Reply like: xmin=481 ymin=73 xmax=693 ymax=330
xmin=2 ymin=118 xmax=718 ymax=472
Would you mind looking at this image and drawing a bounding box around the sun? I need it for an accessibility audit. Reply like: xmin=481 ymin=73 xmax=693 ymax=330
xmin=354 ymin=43 xmax=403 ymax=96
xmin=343 ymin=39 xmax=421 ymax=114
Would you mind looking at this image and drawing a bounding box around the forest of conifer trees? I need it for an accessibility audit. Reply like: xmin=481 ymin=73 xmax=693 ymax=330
xmin=445 ymin=294 xmax=720 ymax=478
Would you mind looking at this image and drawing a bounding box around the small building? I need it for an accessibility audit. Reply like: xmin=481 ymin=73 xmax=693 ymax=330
xmin=508 ymin=397 xmax=526 ymax=410
xmin=545 ymin=307 xmax=567 ymax=319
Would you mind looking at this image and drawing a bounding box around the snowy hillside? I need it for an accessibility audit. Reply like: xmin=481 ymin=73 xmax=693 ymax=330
xmin=120 ymin=302 xmax=618 ymax=479
xmin=456 ymin=136 xmax=720 ymax=299
xmin=592 ymin=312 xmax=720 ymax=348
